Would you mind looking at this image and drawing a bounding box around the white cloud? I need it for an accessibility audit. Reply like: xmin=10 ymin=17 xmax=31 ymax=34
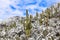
xmin=0 ymin=0 xmax=10 ymax=8
xmin=26 ymin=5 xmax=37 ymax=9
xmin=56 ymin=0 xmax=60 ymax=3
xmin=11 ymin=10 xmax=25 ymax=16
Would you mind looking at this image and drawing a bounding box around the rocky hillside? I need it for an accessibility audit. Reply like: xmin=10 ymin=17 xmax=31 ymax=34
xmin=0 ymin=3 xmax=60 ymax=40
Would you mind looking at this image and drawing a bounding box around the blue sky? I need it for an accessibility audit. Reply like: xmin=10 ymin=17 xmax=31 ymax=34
xmin=0 ymin=0 xmax=60 ymax=21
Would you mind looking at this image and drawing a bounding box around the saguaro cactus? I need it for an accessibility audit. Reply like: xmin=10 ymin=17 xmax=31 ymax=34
xmin=39 ymin=11 xmax=45 ymax=25
xmin=26 ymin=9 xmax=29 ymax=20
xmin=36 ymin=11 xmax=38 ymax=19
xmin=30 ymin=14 xmax=33 ymax=20
xmin=44 ymin=17 xmax=49 ymax=26
xmin=50 ymin=5 xmax=54 ymax=18
xmin=25 ymin=9 xmax=32 ymax=37
xmin=34 ymin=11 xmax=39 ymax=20
xmin=39 ymin=13 xmax=43 ymax=25
xmin=45 ymin=8 xmax=51 ymax=19
xmin=57 ymin=3 xmax=60 ymax=9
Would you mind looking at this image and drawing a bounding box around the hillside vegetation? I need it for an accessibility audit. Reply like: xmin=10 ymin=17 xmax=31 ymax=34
xmin=0 ymin=3 xmax=60 ymax=40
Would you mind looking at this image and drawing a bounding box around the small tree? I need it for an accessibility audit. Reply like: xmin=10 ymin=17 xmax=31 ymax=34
xmin=10 ymin=22 xmax=16 ymax=28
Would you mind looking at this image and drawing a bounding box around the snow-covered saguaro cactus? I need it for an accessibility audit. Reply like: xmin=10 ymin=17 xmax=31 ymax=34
xmin=24 ymin=9 xmax=32 ymax=37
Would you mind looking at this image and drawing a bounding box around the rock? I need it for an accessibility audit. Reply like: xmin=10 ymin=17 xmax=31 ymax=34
xmin=20 ymin=34 xmax=27 ymax=40
xmin=28 ymin=37 xmax=35 ymax=40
